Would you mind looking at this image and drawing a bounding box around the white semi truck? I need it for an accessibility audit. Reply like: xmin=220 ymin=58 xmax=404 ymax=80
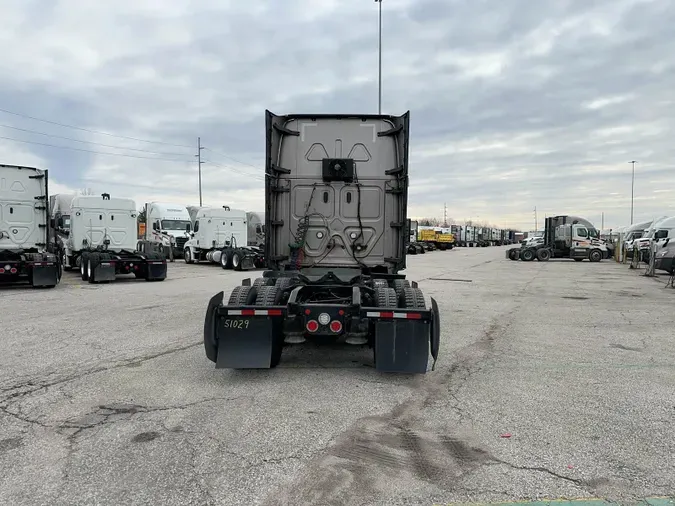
xmin=0 ymin=164 xmax=61 ymax=288
xmin=53 ymin=193 xmax=167 ymax=283
xmin=183 ymin=205 xmax=263 ymax=270
xmin=143 ymin=202 xmax=191 ymax=259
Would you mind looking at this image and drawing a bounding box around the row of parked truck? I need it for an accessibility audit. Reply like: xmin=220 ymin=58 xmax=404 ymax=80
xmin=406 ymin=221 xmax=519 ymax=254
xmin=608 ymin=217 xmax=675 ymax=275
xmin=0 ymin=163 xmax=266 ymax=288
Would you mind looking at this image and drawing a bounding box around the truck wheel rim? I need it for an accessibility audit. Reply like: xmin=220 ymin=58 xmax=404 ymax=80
xmin=81 ymin=260 xmax=84 ymax=275
xmin=221 ymin=253 xmax=226 ymax=266
xmin=233 ymin=255 xmax=239 ymax=267
xmin=88 ymin=261 xmax=92 ymax=277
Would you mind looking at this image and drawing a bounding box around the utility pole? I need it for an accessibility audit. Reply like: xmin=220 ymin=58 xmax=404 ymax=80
xmin=443 ymin=202 xmax=448 ymax=227
xmin=197 ymin=137 xmax=204 ymax=206
xmin=375 ymin=0 xmax=382 ymax=114
xmin=629 ymin=160 xmax=637 ymax=224
xmin=534 ymin=206 xmax=538 ymax=231
xmin=601 ymin=212 xmax=604 ymax=230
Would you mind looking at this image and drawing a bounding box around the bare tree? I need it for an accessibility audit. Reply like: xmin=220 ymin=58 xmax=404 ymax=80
xmin=79 ymin=187 xmax=94 ymax=196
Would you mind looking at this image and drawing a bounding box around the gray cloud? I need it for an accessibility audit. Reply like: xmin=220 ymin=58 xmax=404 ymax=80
xmin=0 ymin=0 xmax=674 ymax=229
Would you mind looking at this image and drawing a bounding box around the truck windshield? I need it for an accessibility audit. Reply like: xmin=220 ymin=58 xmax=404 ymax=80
xmin=62 ymin=216 xmax=70 ymax=229
xmin=588 ymin=228 xmax=599 ymax=239
xmin=161 ymin=220 xmax=191 ymax=231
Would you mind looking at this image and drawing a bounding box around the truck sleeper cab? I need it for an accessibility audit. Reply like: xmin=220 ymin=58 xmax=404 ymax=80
xmin=184 ymin=206 xmax=262 ymax=270
xmin=64 ymin=194 xmax=167 ymax=283
xmin=0 ymin=164 xmax=60 ymax=288
xmin=203 ymin=111 xmax=440 ymax=373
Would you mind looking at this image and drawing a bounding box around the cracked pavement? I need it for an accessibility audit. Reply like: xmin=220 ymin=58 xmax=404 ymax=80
xmin=1 ymin=248 xmax=674 ymax=505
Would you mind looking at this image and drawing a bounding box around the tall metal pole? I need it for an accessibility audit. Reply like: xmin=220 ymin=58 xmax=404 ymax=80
xmin=376 ymin=0 xmax=382 ymax=114
xmin=629 ymin=160 xmax=636 ymax=224
xmin=197 ymin=137 xmax=204 ymax=207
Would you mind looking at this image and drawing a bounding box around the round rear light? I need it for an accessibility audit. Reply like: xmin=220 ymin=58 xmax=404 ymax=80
xmin=306 ymin=320 xmax=319 ymax=333
xmin=304 ymin=309 xmax=311 ymax=315
xmin=318 ymin=313 xmax=330 ymax=325
xmin=329 ymin=320 xmax=343 ymax=333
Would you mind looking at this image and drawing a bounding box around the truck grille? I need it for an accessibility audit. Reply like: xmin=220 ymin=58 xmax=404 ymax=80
xmin=175 ymin=237 xmax=187 ymax=249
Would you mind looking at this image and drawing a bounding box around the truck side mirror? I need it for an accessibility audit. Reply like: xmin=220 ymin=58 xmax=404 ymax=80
xmin=186 ymin=223 xmax=191 ymax=232
xmin=152 ymin=222 xmax=158 ymax=231
xmin=50 ymin=218 xmax=55 ymax=228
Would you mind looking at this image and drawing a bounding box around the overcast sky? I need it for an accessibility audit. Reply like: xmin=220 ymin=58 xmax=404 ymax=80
xmin=1 ymin=0 xmax=673 ymax=231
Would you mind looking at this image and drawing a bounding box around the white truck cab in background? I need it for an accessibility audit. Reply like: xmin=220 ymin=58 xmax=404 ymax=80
xmin=635 ymin=215 xmax=675 ymax=262
xmin=145 ymin=202 xmax=191 ymax=259
xmin=184 ymin=205 xmax=263 ymax=270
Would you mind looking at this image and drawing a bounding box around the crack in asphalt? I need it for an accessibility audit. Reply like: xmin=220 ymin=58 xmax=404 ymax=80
xmin=262 ymin=263 xmax=550 ymax=506
xmin=486 ymin=458 xmax=583 ymax=486
xmin=0 ymin=341 xmax=202 ymax=406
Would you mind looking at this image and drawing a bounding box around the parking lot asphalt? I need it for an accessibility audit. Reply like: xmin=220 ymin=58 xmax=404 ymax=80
xmin=1 ymin=247 xmax=674 ymax=506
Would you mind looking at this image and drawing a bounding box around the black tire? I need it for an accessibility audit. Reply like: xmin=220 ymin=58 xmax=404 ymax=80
xmin=184 ymin=248 xmax=194 ymax=264
xmin=255 ymin=285 xmax=282 ymax=306
xmin=401 ymin=287 xmax=426 ymax=309
xmin=393 ymin=279 xmax=410 ymax=300
xmin=275 ymin=277 xmax=292 ymax=291
xmin=227 ymin=285 xmax=257 ymax=305
xmin=508 ymin=249 xmax=519 ymax=261
xmin=225 ymin=250 xmax=234 ymax=269
xmin=87 ymin=253 xmax=100 ymax=284
xmin=589 ymin=249 xmax=602 ymax=262
xmin=252 ymin=277 xmax=269 ymax=291
xmin=232 ymin=251 xmax=243 ymax=271
xmin=374 ymin=287 xmax=397 ymax=308
xmin=372 ymin=279 xmax=389 ymax=290
xmin=80 ymin=253 xmax=89 ymax=281
xmin=521 ymin=249 xmax=535 ymax=262
xmin=537 ymin=248 xmax=551 ymax=262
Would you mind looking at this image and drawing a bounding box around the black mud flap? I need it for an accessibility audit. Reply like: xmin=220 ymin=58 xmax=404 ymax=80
xmin=203 ymin=291 xmax=223 ymax=363
xmin=430 ymin=297 xmax=440 ymax=371
xmin=94 ymin=262 xmax=116 ymax=282
xmin=31 ymin=265 xmax=59 ymax=287
xmin=374 ymin=320 xmax=430 ymax=374
xmin=240 ymin=256 xmax=255 ymax=271
xmin=215 ymin=314 xmax=276 ymax=369
xmin=146 ymin=261 xmax=167 ymax=280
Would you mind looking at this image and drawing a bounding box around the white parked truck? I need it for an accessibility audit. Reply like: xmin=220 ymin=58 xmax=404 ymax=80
xmin=184 ymin=205 xmax=263 ymax=269
xmin=633 ymin=215 xmax=675 ymax=263
xmin=144 ymin=202 xmax=191 ymax=259
xmin=0 ymin=164 xmax=61 ymax=288
xmin=55 ymin=193 xmax=167 ymax=283
xmin=507 ymin=215 xmax=609 ymax=262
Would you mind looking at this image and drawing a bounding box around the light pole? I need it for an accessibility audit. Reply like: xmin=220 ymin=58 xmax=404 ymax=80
xmin=375 ymin=0 xmax=382 ymax=114
xmin=629 ymin=160 xmax=637 ymax=224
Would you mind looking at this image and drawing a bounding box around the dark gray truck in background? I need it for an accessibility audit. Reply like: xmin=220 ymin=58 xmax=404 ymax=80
xmin=203 ymin=111 xmax=440 ymax=373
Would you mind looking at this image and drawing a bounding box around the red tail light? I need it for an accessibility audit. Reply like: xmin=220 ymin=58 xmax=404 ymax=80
xmin=0 ymin=268 xmax=4 ymax=273
xmin=306 ymin=320 xmax=319 ymax=333
xmin=329 ymin=320 xmax=343 ymax=333
xmin=10 ymin=268 xmax=17 ymax=274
